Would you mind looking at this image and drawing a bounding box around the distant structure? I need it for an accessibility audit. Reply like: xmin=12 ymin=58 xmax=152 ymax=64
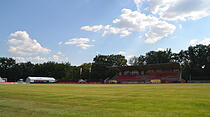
xmin=0 ymin=77 xmax=7 ymax=82
xmin=26 ymin=77 xmax=56 ymax=83
xmin=78 ymin=79 xmax=86 ymax=83
xmin=111 ymin=63 xmax=181 ymax=84
xmin=17 ymin=79 xmax=25 ymax=84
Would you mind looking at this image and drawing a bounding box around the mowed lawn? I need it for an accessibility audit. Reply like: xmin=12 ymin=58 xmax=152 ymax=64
xmin=0 ymin=84 xmax=210 ymax=117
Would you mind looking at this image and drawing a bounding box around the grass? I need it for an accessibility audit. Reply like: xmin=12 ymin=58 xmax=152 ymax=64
xmin=0 ymin=84 xmax=210 ymax=117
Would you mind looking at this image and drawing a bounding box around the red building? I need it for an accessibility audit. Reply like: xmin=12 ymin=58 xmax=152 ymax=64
xmin=112 ymin=63 xmax=181 ymax=84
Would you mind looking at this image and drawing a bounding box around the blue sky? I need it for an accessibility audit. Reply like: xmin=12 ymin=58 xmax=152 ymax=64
xmin=0 ymin=0 xmax=210 ymax=65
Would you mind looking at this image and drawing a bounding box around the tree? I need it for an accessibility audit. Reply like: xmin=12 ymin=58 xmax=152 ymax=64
xmin=0 ymin=57 xmax=16 ymax=81
xmin=187 ymin=44 xmax=210 ymax=79
xmin=145 ymin=49 xmax=173 ymax=64
xmin=129 ymin=55 xmax=145 ymax=66
xmin=1 ymin=44 xmax=210 ymax=82
xmin=90 ymin=55 xmax=127 ymax=81
xmin=79 ymin=63 xmax=92 ymax=81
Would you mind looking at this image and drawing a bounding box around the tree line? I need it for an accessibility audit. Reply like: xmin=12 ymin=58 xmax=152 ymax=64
xmin=0 ymin=44 xmax=210 ymax=82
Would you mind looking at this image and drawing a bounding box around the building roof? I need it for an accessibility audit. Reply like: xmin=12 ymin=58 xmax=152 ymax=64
xmin=27 ymin=77 xmax=55 ymax=81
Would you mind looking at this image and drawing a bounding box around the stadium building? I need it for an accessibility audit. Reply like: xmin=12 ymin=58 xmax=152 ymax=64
xmin=111 ymin=63 xmax=181 ymax=84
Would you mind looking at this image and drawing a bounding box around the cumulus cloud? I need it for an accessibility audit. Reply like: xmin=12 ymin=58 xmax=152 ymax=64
xmin=81 ymin=25 xmax=131 ymax=37
xmin=13 ymin=54 xmax=69 ymax=63
xmin=13 ymin=56 xmax=48 ymax=63
xmin=81 ymin=8 xmax=175 ymax=43
xmin=8 ymin=31 xmax=51 ymax=56
xmin=63 ymin=38 xmax=94 ymax=49
xmin=137 ymin=0 xmax=210 ymax=21
xmin=81 ymin=25 xmax=104 ymax=32
xmin=189 ymin=38 xmax=210 ymax=46
xmin=145 ymin=21 xmax=176 ymax=43
xmin=113 ymin=9 xmax=176 ymax=43
xmin=102 ymin=25 xmax=132 ymax=37
xmin=13 ymin=56 xmax=61 ymax=63
xmin=81 ymin=0 xmax=209 ymax=44
xmin=134 ymin=0 xmax=142 ymax=11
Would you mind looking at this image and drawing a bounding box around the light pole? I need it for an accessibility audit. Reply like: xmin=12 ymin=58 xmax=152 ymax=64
xmin=88 ymin=63 xmax=92 ymax=81
xmin=143 ymin=61 xmax=147 ymax=83
xmin=179 ymin=62 xmax=184 ymax=82
xmin=188 ymin=61 xmax=192 ymax=83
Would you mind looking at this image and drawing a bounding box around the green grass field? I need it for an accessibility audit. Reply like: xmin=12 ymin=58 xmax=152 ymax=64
xmin=0 ymin=84 xmax=210 ymax=117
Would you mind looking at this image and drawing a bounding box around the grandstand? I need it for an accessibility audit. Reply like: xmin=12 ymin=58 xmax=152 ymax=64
xmin=112 ymin=63 xmax=181 ymax=84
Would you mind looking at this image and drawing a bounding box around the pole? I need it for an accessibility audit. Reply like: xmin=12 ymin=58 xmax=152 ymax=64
xmin=179 ymin=63 xmax=182 ymax=81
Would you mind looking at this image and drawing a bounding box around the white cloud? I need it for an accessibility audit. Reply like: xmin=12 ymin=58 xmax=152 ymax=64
xmin=113 ymin=9 xmax=176 ymax=43
xmin=81 ymin=25 xmax=131 ymax=37
xmin=113 ymin=9 xmax=152 ymax=31
xmin=13 ymin=56 xmax=48 ymax=63
xmin=13 ymin=54 xmax=68 ymax=63
xmin=144 ymin=21 xmax=176 ymax=43
xmin=161 ymin=0 xmax=210 ymax=21
xmin=51 ymin=55 xmax=61 ymax=61
xmin=102 ymin=25 xmax=131 ymax=37
xmin=8 ymin=31 xmax=51 ymax=56
xmin=134 ymin=0 xmax=142 ymax=11
xmin=81 ymin=0 xmax=209 ymax=44
xmin=137 ymin=0 xmax=210 ymax=21
xmin=81 ymin=25 xmax=103 ymax=32
xmin=63 ymin=38 xmax=94 ymax=49
xmin=81 ymin=8 xmax=175 ymax=43
xmin=189 ymin=38 xmax=210 ymax=46
xmin=189 ymin=39 xmax=198 ymax=46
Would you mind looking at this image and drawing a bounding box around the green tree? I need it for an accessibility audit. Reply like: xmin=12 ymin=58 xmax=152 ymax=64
xmin=129 ymin=55 xmax=146 ymax=66
xmin=79 ymin=63 xmax=92 ymax=81
xmin=145 ymin=49 xmax=173 ymax=64
xmin=0 ymin=57 xmax=16 ymax=81
xmin=91 ymin=54 xmax=127 ymax=82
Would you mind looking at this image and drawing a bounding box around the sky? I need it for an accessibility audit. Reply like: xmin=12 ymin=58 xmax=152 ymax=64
xmin=0 ymin=0 xmax=210 ymax=65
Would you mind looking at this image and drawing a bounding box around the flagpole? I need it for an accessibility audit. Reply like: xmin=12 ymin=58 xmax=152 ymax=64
xmin=89 ymin=64 xmax=92 ymax=81
xmin=80 ymin=68 xmax=82 ymax=80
